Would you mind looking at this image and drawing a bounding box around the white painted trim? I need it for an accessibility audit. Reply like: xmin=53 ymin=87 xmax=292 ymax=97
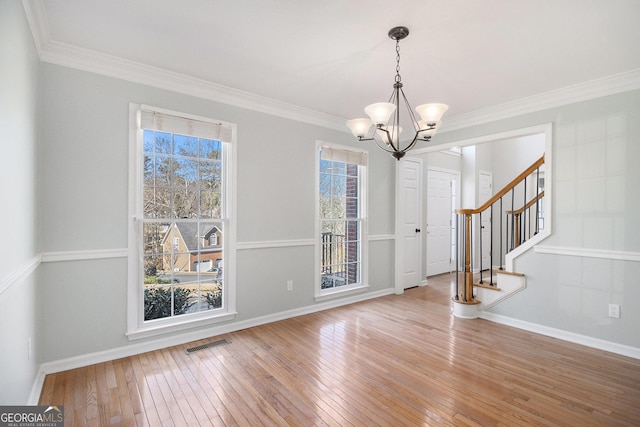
xmin=40 ymin=248 xmax=128 ymax=263
xmin=0 ymin=254 xmax=41 ymax=298
xmin=394 ymin=157 xmax=425 ymax=294
xmin=315 ymin=284 xmax=371 ymax=302
xmin=38 ymin=287 xmax=394 ymax=375
xmin=441 ymin=68 xmax=640 ymax=132
xmin=369 ymin=234 xmax=395 ymax=242
xmin=476 ymin=272 xmax=527 ymax=311
xmin=235 ymin=235 xmax=393 ymax=249
xmin=10 ymin=236 xmax=395 ymax=341
xmin=412 ymin=124 xmax=552 ymax=155
xmin=453 ymin=302 xmax=479 ymax=319
xmin=394 ymin=160 xmax=403 ymax=295
xmin=28 ymin=372 xmax=46 ymax=405
xmin=479 ymin=312 xmax=640 ymax=360
xmin=20 ymin=0 xmax=48 ymax=58
xmin=23 ymin=1 xmax=640 ymax=135
xmin=22 ymin=0 xmax=345 ymax=133
xmin=534 ymin=246 xmax=640 ymax=262
xmin=237 ymin=239 xmax=316 ymax=250
xmin=424 ymin=167 xmax=461 ymax=277
xmin=126 ymin=312 xmax=237 ymax=341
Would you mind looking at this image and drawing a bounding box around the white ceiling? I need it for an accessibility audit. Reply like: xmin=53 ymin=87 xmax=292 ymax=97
xmin=28 ymin=0 xmax=640 ymax=129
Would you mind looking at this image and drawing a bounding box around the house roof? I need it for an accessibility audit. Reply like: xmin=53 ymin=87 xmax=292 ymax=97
xmin=165 ymin=223 xmax=222 ymax=253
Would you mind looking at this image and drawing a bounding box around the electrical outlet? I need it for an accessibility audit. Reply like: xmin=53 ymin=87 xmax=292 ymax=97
xmin=608 ymin=304 xmax=620 ymax=318
xmin=287 ymin=280 xmax=293 ymax=291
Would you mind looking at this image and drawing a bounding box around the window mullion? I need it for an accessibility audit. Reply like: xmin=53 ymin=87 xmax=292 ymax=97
xmin=131 ymin=105 xmax=232 ymax=335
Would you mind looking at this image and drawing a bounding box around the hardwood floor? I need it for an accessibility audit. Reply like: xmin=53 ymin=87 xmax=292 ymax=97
xmin=39 ymin=274 xmax=640 ymax=426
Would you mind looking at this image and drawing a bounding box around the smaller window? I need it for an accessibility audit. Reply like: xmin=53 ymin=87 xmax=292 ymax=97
xmin=316 ymin=142 xmax=368 ymax=300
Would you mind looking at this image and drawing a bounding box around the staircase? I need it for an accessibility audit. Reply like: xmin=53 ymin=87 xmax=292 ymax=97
xmin=452 ymin=155 xmax=544 ymax=319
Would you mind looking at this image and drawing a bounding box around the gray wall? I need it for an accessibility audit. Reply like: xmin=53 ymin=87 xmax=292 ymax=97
xmin=3 ymin=1 xmax=640 ymax=405
xmin=434 ymin=90 xmax=640 ymax=348
xmin=0 ymin=0 xmax=41 ymax=404
xmin=36 ymin=63 xmax=396 ymax=363
xmin=489 ymin=134 xmax=545 ymax=191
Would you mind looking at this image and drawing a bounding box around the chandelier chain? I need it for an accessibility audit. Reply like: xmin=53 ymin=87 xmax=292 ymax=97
xmin=395 ymin=39 xmax=401 ymax=83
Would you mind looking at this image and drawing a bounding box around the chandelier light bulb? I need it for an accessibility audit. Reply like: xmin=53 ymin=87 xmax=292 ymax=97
xmin=346 ymin=118 xmax=373 ymax=138
xmin=364 ymin=102 xmax=396 ymax=126
xmin=415 ymin=103 xmax=449 ymax=125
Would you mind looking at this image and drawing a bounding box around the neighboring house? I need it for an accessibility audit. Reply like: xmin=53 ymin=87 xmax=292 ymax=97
xmin=161 ymin=223 xmax=223 ymax=273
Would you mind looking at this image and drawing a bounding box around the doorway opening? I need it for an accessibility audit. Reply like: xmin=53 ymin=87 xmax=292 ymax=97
xmin=397 ymin=123 xmax=552 ymax=290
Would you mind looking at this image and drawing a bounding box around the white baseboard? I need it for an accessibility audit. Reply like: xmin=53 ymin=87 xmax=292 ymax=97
xmin=28 ymin=372 xmax=46 ymax=405
xmin=32 ymin=286 xmax=639 ymax=402
xmin=480 ymin=311 xmax=640 ymax=359
xmin=36 ymin=287 xmax=394 ymax=377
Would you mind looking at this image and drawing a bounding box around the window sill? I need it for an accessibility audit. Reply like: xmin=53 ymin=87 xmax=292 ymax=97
xmin=127 ymin=311 xmax=237 ymax=341
xmin=314 ymin=284 xmax=370 ymax=302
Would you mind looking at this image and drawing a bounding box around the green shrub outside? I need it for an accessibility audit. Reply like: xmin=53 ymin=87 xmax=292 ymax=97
xmin=144 ymin=287 xmax=194 ymax=320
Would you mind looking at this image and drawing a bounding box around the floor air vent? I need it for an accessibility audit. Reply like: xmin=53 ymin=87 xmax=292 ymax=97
xmin=186 ymin=338 xmax=230 ymax=354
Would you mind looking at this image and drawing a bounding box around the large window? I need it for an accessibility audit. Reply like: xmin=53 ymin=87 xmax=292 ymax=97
xmin=316 ymin=143 xmax=368 ymax=299
xmin=128 ymin=105 xmax=236 ymax=339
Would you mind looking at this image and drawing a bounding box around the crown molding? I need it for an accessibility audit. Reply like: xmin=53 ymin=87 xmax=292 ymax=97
xmin=21 ymin=0 xmax=48 ymax=58
xmin=41 ymin=40 xmax=347 ymax=131
xmin=21 ymin=2 xmax=345 ymax=132
xmin=441 ymin=68 xmax=640 ymax=132
xmin=22 ymin=0 xmax=640 ymax=134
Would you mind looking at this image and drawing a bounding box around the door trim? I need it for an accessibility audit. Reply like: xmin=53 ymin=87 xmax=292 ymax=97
xmin=426 ymin=167 xmax=461 ymax=277
xmin=395 ymin=157 xmax=423 ymax=295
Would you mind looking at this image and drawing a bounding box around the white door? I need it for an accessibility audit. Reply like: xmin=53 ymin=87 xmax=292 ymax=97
xmin=478 ymin=171 xmax=493 ymax=270
xmin=396 ymin=158 xmax=422 ymax=290
xmin=426 ymin=169 xmax=454 ymax=277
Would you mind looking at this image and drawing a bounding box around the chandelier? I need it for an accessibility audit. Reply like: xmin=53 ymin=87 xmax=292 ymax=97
xmin=346 ymin=26 xmax=448 ymax=160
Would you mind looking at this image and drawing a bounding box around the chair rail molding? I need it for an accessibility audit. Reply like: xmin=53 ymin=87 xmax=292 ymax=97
xmin=41 ymin=248 xmax=129 ymax=263
xmin=0 ymin=254 xmax=41 ymax=298
xmin=534 ymin=246 xmax=640 ymax=262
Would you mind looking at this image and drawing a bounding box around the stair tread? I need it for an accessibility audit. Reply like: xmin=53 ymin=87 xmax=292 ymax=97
xmin=495 ymin=270 xmax=525 ymax=277
xmin=473 ymin=282 xmax=501 ymax=291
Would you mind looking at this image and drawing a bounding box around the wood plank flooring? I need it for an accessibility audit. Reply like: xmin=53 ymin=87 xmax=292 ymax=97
xmin=39 ymin=274 xmax=640 ymax=426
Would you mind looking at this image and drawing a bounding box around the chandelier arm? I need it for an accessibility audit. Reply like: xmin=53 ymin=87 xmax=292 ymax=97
xmin=355 ymin=129 xmax=401 ymax=153
xmin=356 ymin=126 xmax=403 ymax=155
xmin=376 ymin=126 xmax=401 ymax=153
xmin=398 ymin=87 xmax=421 ymax=133
xmin=371 ymin=135 xmax=403 ymax=155
xmin=401 ymin=134 xmax=422 ymax=155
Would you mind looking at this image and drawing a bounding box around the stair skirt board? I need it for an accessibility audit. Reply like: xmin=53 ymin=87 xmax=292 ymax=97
xmin=476 ymin=272 xmax=527 ymax=311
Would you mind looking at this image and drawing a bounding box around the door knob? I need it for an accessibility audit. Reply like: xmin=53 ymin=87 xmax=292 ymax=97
xmin=415 ymin=228 xmax=421 ymax=233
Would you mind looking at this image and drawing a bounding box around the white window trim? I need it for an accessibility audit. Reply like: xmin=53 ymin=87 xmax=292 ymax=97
xmin=127 ymin=103 xmax=237 ymax=340
xmin=314 ymin=141 xmax=369 ymax=301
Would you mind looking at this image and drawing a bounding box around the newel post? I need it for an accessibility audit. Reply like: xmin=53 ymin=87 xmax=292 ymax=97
xmin=452 ymin=209 xmax=480 ymax=318
xmin=464 ymin=212 xmax=474 ymax=301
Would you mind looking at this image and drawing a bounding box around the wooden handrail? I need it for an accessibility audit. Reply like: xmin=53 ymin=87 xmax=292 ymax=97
xmin=453 ymin=154 xmax=545 ymax=304
xmin=506 ymin=191 xmax=545 ymax=215
xmin=457 ymin=155 xmax=544 ymax=215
